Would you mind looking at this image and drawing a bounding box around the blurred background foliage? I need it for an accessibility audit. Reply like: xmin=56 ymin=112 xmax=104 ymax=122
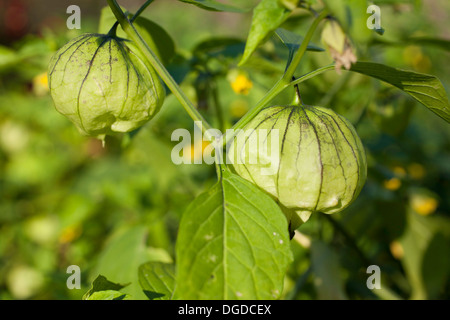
xmin=0 ymin=0 xmax=449 ymax=300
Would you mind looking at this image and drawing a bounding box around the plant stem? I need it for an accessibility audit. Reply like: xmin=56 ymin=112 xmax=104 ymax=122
xmin=223 ymin=65 xmax=333 ymax=147
xmin=290 ymin=64 xmax=335 ymax=87
xmin=106 ymin=0 xmax=213 ymax=139
xmin=299 ymin=0 xmax=319 ymax=17
xmin=227 ymin=78 xmax=285 ymax=134
xmin=293 ymin=76 xmax=303 ymax=105
xmin=223 ymin=10 xmax=329 ymax=146
xmin=131 ymin=0 xmax=155 ymax=22
xmin=211 ymin=81 xmax=225 ymax=132
xmin=282 ymin=9 xmax=329 ymax=83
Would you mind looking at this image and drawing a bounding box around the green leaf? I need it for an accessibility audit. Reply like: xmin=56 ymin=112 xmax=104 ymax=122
xmin=239 ymin=0 xmax=293 ymax=66
xmin=178 ymin=0 xmax=249 ymax=12
xmin=404 ymin=37 xmax=450 ymax=50
xmin=0 ymin=45 xmax=19 ymax=72
xmin=93 ymin=226 xmax=172 ymax=300
xmin=373 ymin=37 xmax=450 ymax=51
xmin=193 ymin=37 xmax=245 ymax=59
xmin=0 ymin=38 xmax=52 ymax=74
xmin=83 ymin=275 xmax=129 ymax=300
xmin=275 ymin=28 xmax=324 ymax=70
xmin=421 ymin=233 xmax=450 ymax=299
xmin=310 ymin=241 xmax=348 ymax=300
xmin=276 ymin=28 xmax=324 ymax=52
xmin=86 ymin=290 xmax=131 ymax=300
xmin=173 ymin=169 xmax=293 ymax=300
xmin=138 ymin=262 xmax=175 ymax=300
xmin=99 ymin=7 xmax=175 ymax=64
xmin=400 ymin=211 xmax=450 ymax=299
xmin=349 ymin=61 xmax=450 ymax=123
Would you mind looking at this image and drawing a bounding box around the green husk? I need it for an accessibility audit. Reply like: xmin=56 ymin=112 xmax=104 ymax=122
xmin=48 ymin=33 xmax=165 ymax=140
xmin=228 ymin=105 xmax=367 ymax=232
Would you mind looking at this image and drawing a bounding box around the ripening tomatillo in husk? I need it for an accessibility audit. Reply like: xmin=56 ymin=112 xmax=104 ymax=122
xmin=228 ymin=104 xmax=367 ymax=233
xmin=48 ymin=32 xmax=165 ymax=140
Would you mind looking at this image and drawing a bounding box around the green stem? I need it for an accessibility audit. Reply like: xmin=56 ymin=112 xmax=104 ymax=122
xmin=293 ymin=76 xmax=303 ymax=105
xmin=223 ymin=10 xmax=329 ymax=146
xmin=131 ymin=0 xmax=155 ymax=22
xmin=211 ymin=80 xmax=225 ymax=133
xmin=106 ymin=0 xmax=213 ymax=138
xmin=223 ymin=64 xmax=334 ymax=147
xmin=290 ymin=64 xmax=335 ymax=87
xmin=227 ymin=78 xmax=285 ymax=134
xmin=282 ymin=9 xmax=329 ymax=83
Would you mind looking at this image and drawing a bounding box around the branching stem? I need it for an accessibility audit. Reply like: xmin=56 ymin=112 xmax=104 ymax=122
xmin=106 ymin=0 xmax=213 ymax=139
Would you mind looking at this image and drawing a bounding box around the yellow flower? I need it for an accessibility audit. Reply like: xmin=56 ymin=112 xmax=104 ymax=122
xmin=32 ymin=72 xmax=49 ymax=96
xmin=410 ymin=194 xmax=438 ymax=216
xmin=182 ymin=140 xmax=211 ymax=163
xmin=389 ymin=241 xmax=404 ymax=260
xmin=231 ymin=74 xmax=253 ymax=95
xmin=384 ymin=177 xmax=401 ymax=191
xmin=408 ymin=163 xmax=426 ymax=180
xmin=59 ymin=225 xmax=82 ymax=244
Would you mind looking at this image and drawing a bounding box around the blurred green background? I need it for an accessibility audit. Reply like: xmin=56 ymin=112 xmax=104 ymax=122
xmin=0 ymin=0 xmax=449 ymax=300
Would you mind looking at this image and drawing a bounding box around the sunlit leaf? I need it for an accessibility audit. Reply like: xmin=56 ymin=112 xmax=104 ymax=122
xmin=349 ymin=61 xmax=450 ymax=123
xmin=400 ymin=211 xmax=450 ymax=299
xmin=83 ymin=275 xmax=129 ymax=300
xmin=239 ymin=0 xmax=293 ymax=66
xmin=86 ymin=290 xmax=131 ymax=300
xmin=138 ymin=262 xmax=175 ymax=300
xmin=173 ymin=169 xmax=293 ymax=299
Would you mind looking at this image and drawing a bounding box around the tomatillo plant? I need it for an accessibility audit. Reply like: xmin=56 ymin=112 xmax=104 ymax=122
xmin=48 ymin=0 xmax=450 ymax=300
